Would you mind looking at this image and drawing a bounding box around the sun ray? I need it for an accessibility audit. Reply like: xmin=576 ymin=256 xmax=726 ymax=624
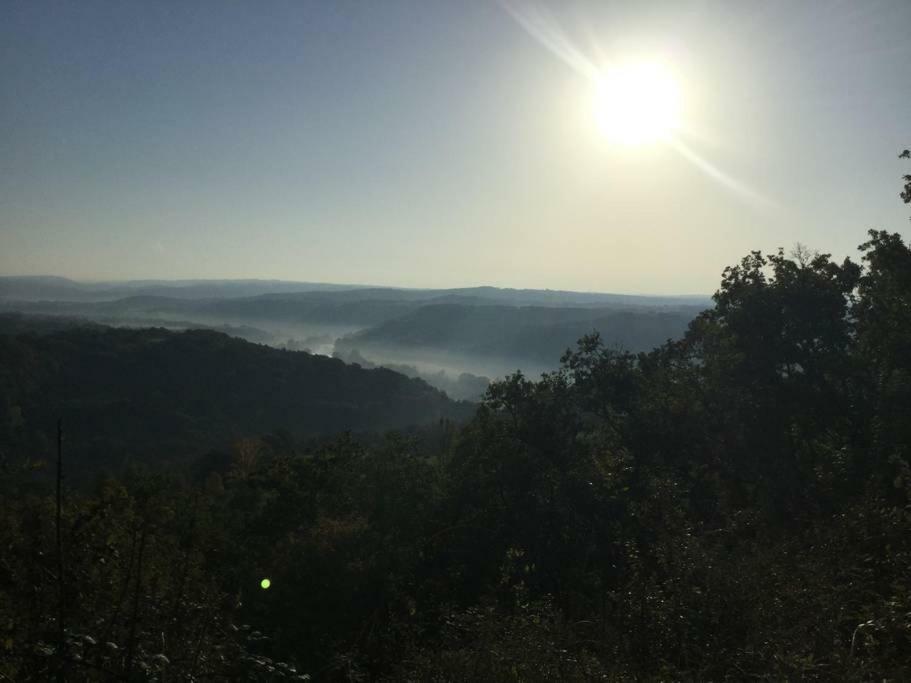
xmin=668 ymin=138 xmax=778 ymax=210
xmin=499 ymin=0 xmax=600 ymax=81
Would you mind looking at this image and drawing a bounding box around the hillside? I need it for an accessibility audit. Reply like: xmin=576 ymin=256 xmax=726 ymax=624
xmin=0 ymin=325 xmax=471 ymax=477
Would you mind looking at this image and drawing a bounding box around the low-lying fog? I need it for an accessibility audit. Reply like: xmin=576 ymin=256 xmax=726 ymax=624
xmin=0 ymin=278 xmax=707 ymax=402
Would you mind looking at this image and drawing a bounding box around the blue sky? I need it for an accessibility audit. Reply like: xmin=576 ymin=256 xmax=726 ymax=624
xmin=2 ymin=0 xmax=909 ymax=293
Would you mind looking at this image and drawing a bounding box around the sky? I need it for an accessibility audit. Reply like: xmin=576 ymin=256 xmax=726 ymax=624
xmin=1 ymin=0 xmax=909 ymax=294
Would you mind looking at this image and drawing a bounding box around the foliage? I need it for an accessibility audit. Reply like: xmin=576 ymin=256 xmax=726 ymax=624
xmin=0 ymin=327 xmax=471 ymax=481
xmin=2 ymin=163 xmax=911 ymax=679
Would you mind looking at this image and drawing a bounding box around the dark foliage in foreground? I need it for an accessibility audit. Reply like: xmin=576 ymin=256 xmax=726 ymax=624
xmin=2 ymin=225 xmax=911 ymax=680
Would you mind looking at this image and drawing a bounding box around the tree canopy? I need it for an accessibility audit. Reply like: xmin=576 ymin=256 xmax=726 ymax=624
xmin=1 ymin=159 xmax=910 ymax=680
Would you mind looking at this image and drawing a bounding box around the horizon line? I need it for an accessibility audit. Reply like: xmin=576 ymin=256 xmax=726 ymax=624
xmin=0 ymin=273 xmax=712 ymax=300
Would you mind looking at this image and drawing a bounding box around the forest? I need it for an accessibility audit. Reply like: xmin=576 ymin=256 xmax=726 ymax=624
xmin=0 ymin=323 xmax=470 ymax=481
xmin=1 ymin=220 xmax=909 ymax=680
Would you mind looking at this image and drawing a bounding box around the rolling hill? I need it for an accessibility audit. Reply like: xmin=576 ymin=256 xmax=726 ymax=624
xmin=0 ymin=323 xmax=471 ymax=478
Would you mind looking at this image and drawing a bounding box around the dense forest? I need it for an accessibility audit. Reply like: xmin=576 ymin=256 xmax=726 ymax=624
xmin=3 ymin=168 xmax=911 ymax=679
xmin=0 ymin=324 xmax=470 ymax=482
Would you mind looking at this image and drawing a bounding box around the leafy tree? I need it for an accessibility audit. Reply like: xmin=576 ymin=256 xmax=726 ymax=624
xmin=901 ymin=149 xmax=910 ymax=211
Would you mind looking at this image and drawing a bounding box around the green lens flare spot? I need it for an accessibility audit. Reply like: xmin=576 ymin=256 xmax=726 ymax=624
xmin=260 ymin=578 xmax=271 ymax=590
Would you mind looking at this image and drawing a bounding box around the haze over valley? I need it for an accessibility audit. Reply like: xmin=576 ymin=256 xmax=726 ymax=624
xmin=1 ymin=276 xmax=708 ymax=399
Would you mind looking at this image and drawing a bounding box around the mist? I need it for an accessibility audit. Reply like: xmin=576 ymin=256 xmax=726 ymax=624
xmin=0 ymin=275 xmax=706 ymax=400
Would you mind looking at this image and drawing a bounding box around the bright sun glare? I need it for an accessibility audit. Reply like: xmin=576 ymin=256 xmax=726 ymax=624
xmin=593 ymin=61 xmax=681 ymax=146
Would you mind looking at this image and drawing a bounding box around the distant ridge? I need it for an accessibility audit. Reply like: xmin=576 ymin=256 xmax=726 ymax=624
xmin=0 ymin=275 xmax=710 ymax=307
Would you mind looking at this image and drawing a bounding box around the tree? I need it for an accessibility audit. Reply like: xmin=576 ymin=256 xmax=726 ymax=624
xmin=901 ymin=149 xmax=910 ymax=213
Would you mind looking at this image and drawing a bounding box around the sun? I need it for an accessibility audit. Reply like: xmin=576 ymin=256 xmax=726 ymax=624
xmin=593 ymin=61 xmax=682 ymax=146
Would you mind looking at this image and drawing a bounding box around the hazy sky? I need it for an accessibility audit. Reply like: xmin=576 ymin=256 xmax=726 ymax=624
xmin=2 ymin=1 xmax=909 ymax=293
